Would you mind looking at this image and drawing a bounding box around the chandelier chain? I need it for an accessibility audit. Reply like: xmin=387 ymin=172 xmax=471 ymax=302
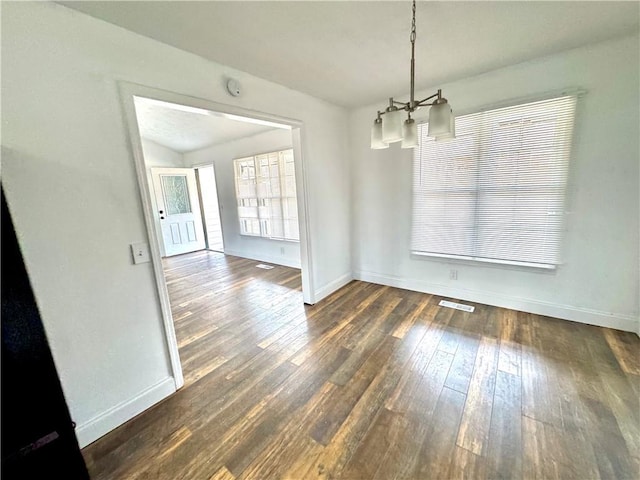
xmin=410 ymin=0 xmax=416 ymax=44
xmin=409 ymin=0 xmax=417 ymax=108
xmin=371 ymin=0 xmax=453 ymax=149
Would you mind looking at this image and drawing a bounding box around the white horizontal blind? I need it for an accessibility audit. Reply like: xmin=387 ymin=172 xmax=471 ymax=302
xmin=233 ymin=148 xmax=299 ymax=242
xmin=412 ymin=95 xmax=577 ymax=268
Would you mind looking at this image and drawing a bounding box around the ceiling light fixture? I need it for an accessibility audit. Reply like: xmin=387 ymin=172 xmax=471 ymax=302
xmin=371 ymin=0 xmax=455 ymax=149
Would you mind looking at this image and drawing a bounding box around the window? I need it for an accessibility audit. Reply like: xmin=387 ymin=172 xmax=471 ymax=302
xmin=234 ymin=148 xmax=299 ymax=241
xmin=412 ymin=95 xmax=577 ymax=269
xmin=161 ymin=175 xmax=192 ymax=215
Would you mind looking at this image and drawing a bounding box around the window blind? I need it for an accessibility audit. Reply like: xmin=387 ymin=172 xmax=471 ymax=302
xmin=411 ymin=95 xmax=577 ymax=268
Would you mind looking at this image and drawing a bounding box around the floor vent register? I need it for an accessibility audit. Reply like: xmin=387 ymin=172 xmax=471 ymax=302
xmin=439 ymin=300 xmax=475 ymax=312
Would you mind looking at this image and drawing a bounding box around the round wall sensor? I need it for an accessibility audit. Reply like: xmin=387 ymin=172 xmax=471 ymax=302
xmin=226 ymin=78 xmax=241 ymax=97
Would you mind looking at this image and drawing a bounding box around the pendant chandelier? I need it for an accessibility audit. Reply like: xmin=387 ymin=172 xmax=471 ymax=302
xmin=371 ymin=0 xmax=455 ymax=149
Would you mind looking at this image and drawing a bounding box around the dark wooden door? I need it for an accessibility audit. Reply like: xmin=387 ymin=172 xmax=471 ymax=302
xmin=1 ymin=188 xmax=89 ymax=479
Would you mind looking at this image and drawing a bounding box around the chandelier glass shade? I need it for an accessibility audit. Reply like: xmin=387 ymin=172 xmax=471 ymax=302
xmin=370 ymin=118 xmax=388 ymax=149
xmin=402 ymin=118 xmax=418 ymax=149
xmin=382 ymin=108 xmax=404 ymax=143
xmin=371 ymin=0 xmax=455 ymax=149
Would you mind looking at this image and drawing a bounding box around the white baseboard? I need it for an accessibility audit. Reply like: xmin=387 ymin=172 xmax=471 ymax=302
xmin=223 ymin=249 xmax=301 ymax=269
xmin=75 ymin=377 xmax=176 ymax=448
xmin=313 ymin=272 xmax=353 ymax=304
xmin=354 ymin=270 xmax=639 ymax=334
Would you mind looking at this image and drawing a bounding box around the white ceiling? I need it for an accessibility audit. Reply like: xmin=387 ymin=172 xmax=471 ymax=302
xmin=60 ymin=1 xmax=639 ymax=108
xmin=133 ymin=97 xmax=281 ymax=153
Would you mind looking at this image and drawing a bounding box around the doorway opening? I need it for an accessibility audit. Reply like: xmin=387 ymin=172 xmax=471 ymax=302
xmin=120 ymin=83 xmax=315 ymax=389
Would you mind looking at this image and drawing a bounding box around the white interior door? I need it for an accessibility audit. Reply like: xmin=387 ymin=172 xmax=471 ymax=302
xmin=151 ymin=167 xmax=206 ymax=257
xmin=197 ymin=165 xmax=225 ymax=252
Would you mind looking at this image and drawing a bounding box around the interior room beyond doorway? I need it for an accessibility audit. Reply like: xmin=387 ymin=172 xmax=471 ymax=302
xmin=134 ymin=95 xmax=302 ymax=271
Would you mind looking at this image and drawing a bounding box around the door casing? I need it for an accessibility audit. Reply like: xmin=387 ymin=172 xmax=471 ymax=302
xmin=118 ymin=82 xmax=316 ymax=390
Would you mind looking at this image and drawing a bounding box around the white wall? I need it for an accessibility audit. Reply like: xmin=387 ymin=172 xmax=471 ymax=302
xmin=141 ymin=138 xmax=185 ymax=168
xmin=1 ymin=1 xmax=351 ymax=447
xmin=184 ymin=128 xmax=301 ymax=268
xmin=351 ymin=34 xmax=640 ymax=333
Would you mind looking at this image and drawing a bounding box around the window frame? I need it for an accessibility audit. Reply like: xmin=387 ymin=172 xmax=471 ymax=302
xmin=233 ymin=147 xmax=300 ymax=243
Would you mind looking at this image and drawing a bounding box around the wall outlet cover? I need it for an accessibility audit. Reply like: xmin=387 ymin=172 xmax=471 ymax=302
xmin=131 ymin=242 xmax=151 ymax=264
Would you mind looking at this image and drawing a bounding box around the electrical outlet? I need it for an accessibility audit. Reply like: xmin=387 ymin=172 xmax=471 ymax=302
xmin=449 ymin=269 xmax=458 ymax=280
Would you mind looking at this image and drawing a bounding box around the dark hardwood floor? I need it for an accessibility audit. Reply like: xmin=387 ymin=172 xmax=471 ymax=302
xmin=83 ymin=250 xmax=640 ymax=479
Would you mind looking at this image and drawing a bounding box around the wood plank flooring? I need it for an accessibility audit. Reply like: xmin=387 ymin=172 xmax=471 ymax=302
xmin=82 ymin=250 xmax=640 ymax=479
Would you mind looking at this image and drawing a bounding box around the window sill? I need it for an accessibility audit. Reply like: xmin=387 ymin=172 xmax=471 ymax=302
xmin=410 ymin=251 xmax=557 ymax=272
xmin=239 ymin=233 xmax=300 ymax=244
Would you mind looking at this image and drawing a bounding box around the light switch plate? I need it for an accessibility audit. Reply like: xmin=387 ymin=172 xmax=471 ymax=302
xmin=131 ymin=242 xmax=150 ymax=264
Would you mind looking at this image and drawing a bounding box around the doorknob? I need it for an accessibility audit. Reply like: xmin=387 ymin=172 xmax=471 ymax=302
xmin=160 ymin=216 xmax=165 ymax=220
